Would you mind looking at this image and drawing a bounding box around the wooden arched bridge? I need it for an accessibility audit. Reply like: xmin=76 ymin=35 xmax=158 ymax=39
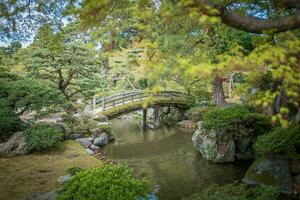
xmin=89 ymin=90 xmax=189 ymax=121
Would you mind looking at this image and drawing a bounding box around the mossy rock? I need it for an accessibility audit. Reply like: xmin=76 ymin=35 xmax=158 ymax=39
xmin=242 ymin=154 xmax=292 ymax=194
xmin=192 ymin=121 xmax=235 ymax=163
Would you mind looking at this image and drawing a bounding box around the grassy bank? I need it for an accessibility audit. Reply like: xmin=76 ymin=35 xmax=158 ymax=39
xmin=0 ymin=140 xmax=102 ymax=200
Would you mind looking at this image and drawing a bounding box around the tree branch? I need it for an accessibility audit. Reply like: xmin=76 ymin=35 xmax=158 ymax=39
xmin=195 ymin=0 xmax=300 ymax=33
xmin=69 ymin=89 xmax=83 ymax=98
xmin=62 ymin=69 xmax=74 ymax=90
xmin=221 ymin=9 xmax=300 ymax=33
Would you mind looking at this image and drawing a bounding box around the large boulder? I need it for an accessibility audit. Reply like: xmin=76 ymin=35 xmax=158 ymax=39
xmin=75 ymin=138 xmax=92 ymax=148
xmin=192 ymin=121 xmax=235 ymax=163
xmin=93 ymin=133 xmax=108 ymax=146
xmin=0 ymin=132 xmax=29 ymax=157
xmin=242 ymin=154 xmax=292 ymax=194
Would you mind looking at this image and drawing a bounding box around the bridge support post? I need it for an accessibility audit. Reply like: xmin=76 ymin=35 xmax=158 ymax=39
xmin=143 ymin=108 xmax=147 ymax=129
xmin=154 ymin=106 xmax=160 ymax=128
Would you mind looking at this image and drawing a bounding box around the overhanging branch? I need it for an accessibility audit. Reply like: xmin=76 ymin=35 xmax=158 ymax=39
xmin=195 ymin=0 xmax=300 ymax=33
xmin=221 ymin=9 xmax=300 ymax=33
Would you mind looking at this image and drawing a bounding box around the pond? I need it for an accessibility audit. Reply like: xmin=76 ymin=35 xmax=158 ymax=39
xmin=102 ymin=118 xmax=250 ymax=200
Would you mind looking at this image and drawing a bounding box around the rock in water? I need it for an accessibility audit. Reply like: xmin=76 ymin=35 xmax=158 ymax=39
xmin=75 ymin=138 xmax=92 ymax=148
xmin=0 ymin=132 xmax=29 ymax=157
xmin=86 ymin=148 xmax=95 ymax=155
xmin=242 ymin=154 xmax=292 ymax=194
xmin=90 ymin=144 xmax=100 ymax=151
xmin=192 ymin=121 xmax=235 ymax=163
xmin=93 ymin=133 xmax=108 ymax=146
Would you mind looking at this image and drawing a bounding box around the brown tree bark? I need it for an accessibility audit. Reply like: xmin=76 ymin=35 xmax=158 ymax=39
xmin=213 ymin=74 xmax=227 ymax=106
xmin=193 ymin=0 xmax=300 ymax=33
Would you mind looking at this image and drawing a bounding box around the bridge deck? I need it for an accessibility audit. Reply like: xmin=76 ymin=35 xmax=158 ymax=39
xmin=89 ymin=90 xmax=188 ymax=118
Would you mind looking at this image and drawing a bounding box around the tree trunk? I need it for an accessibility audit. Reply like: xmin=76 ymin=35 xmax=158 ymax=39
xmin=111 ymin=31 xmax=116 ymax=50
xmin=213 ymin=74 xmax=227 ymax=106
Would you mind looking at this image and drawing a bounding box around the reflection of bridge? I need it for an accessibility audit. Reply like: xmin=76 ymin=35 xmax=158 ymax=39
xmin=89 ymin=90 xmax=189 ymax=127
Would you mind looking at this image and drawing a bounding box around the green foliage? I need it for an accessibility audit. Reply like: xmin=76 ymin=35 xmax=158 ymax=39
xmin=236 ymin=32 xmax=300 ymax=127
xmin=66 ymin=166 xmax=83 ymax=176
xmin=22 ymin=25 xmax=101 ymax=107
xmin=23 ymin=124 xmax=63 ymax=151
xmin=0 ymin=100 xmax=23 ymax=139
xmin=202 ymin=105 xmax=271 ymax=135
xmin=0 ymin=66 xmax=66 ymax=119
xmin=99 ymin=124 xmax=112 ymax=134
xmin=5 ymin=79 xmax=66 ymax=117
xmin=186 ymin=106 xmax=215 ymax=122
xmin=187 ymin=183 xmax=279 ymax=200
xmin=57 ymin=164 xmax=150 ymax=200
xmin=0 ymin=1 xmax=71 ymax=42
xmin=62 ymin=114 xmax=98 ymax=136
xmin=254 ymin=125 xmax=300 ymax=159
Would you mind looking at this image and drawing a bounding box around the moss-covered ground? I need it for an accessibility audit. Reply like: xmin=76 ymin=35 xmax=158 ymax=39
xmin=0 ymin=140 xmax=102 ymax=200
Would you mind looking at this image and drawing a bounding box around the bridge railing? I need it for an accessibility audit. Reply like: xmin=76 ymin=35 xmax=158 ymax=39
xmin=92 ymin=91 xmax=186 ymax=111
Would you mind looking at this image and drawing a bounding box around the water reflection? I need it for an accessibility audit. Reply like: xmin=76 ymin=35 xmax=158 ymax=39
xmin=102 ymin=119 xmax=249 ymax=200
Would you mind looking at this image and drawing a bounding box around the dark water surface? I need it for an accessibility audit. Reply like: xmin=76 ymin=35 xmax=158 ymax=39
xmin=102 ymin=119 xmax=250 ymax=200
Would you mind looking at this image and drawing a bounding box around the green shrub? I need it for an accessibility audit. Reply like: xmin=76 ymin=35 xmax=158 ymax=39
xmin=57 ymin=164 xmax=150 ymax=200
xmin=254 ymin=125 xmax=300 ymax=159
xmin=66 ymin=166 xmax=83 ymax=175
xmin=23 ymin=124 xmax=63 ymax=151
xmin=186 ymin=106 xmax=215 ymax=122
xmin=187 ymin=183 xmax=279 ymax=200
xmin=62 ymin=114 xmax=97 ymax=135
xmin=0 ymin=100 xmax=23 ymax=140
xmin=202 ymin=105 xmax=271 ymax=135
xmin=99 ymin=124 xmax=112 ymax=134
xmin=187 ymin=90 xmax=212 ymax=107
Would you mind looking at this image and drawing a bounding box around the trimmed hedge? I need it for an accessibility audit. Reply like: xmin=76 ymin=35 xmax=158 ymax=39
xmin=254 ymin=125 xmax=300 ymax=159
xmin=202 ymin=105 xmax=271 ymax=135
xmin=0 ymin=100 xmax=23 ymax=139
xmin=57 ymin=164 xmax=150 ymax=200
xmin=23 ymin=124 xmax=63 ymax=151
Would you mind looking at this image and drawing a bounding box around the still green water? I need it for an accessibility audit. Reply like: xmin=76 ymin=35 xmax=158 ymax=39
xmin=102 ymin=119 xmax=250 ymax=200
